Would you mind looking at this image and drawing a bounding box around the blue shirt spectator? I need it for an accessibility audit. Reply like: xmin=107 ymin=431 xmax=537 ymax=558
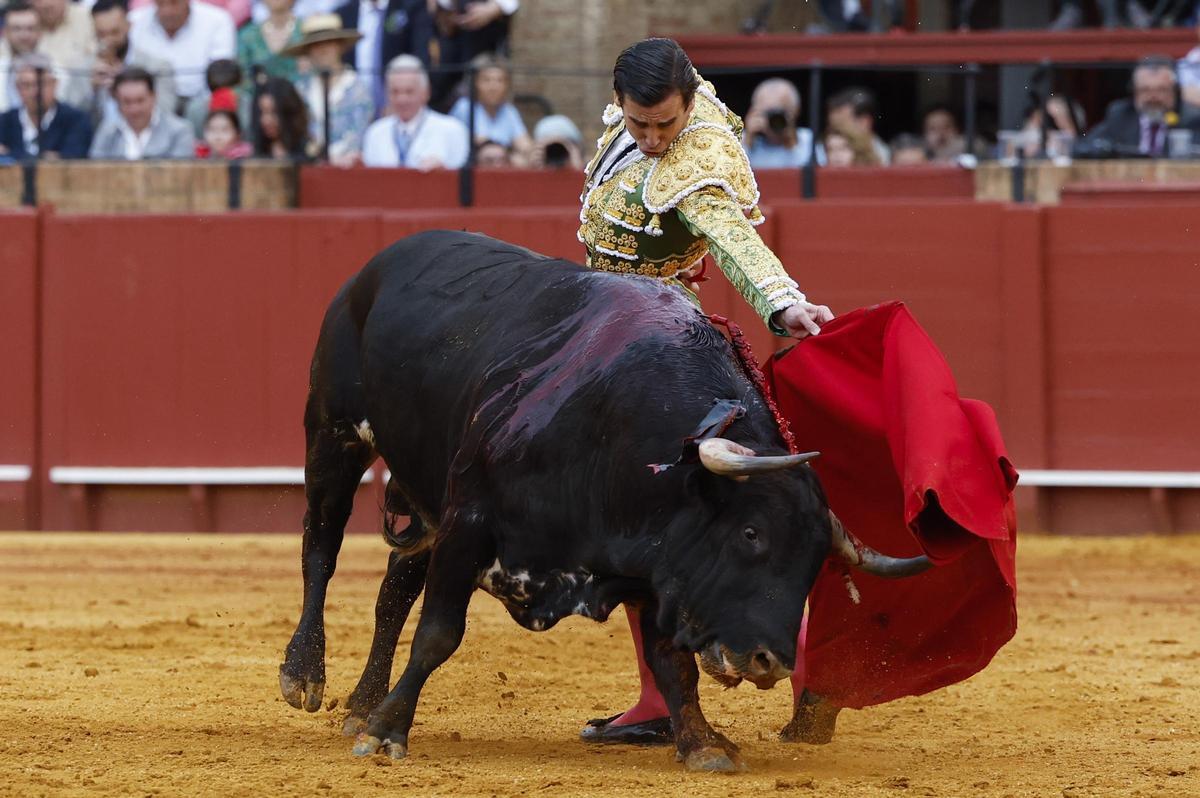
xmin=449 ymin=95 xmax=526 ymax=147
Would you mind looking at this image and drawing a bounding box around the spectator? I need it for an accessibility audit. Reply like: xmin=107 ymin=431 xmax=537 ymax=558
xmin=127 ymin=0 xmax=252 ymax=27
xmin=810 ymin=0 xmax=900 ymax=32
xmin=0 ymin=53 xmax=92 ymax=159
xmin=1018 ymin=93 xmax=1086 ymax=157
xmin=184 ymin=58 xmax=246 ymax=137
xmin=528 ymin=112 xmax=581 ymax=170
xmin=742 ymin=77 xmax=819 ymax=168
xmin=431 ymin=0 xmax=516 ymax=104
xmin=336 ymin=0 xmax=433 ymax=113
xmin=823 ymin=122 xmax=881 ymax=168
xmin=250 ymin=0 xmax=342 ymax=23
xmin=1179 ymin=19 xmax=1200 ymax=109
xmin=890 ymin=133 xmax=928 ymax=165
xmin=1 ymin=1 xmax=42 ymax=114
xmin=253 ymin=74 xmax=309 ymax=159
xmin=86 ymin=0 xmax=177 ymax=126
xmin=1051 ymin=0 xmax=1152 ymax=30
xmin=237 ymin=0 xmax=300 ymax=86
xmin=285 ymin=14 xmax=373 ymax=166
xmin=195 ymin=86 xmax=252 ymax=157
xmin=89 ymin=65 xmax=194 ymax=158
xmin=826 ymin=86 xmax=890 ymax=164
xmin=31 ymin=0 xmax=98 ymax=106
xmin=129 ymin=0 xmax=236 ymax=107
xmin=1080 ymin=56 xmax=1200 ymax=157
xmin=361 ymin=54 xmax=468 ymax=168
xmin=474 ymin=138 xmax=508 ymax=167
xmin=449 ymin=55 xmax=530 ymax=153
xmin=922 ymin=104 xmax=965 ymax=163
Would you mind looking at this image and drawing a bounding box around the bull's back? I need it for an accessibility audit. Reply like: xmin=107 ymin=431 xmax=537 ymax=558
xmin=343 ymin=230 xmax=706 ymax=515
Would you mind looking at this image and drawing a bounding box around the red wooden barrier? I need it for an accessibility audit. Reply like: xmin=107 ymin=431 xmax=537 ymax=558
xmin=16 ymin=202 xmax=1200 ymax=533
xmin=298 ymin=166 xmax=972 ymax=211
xmin=1043 ymin=204 xmax=1200 ymax=471
xmin=0 ymin=210 xmax=39 ymax=528
xmin=37 ymin=211 xmax=385 ymax=531
xmin=755 ymin=167 xmax=974 ymax=205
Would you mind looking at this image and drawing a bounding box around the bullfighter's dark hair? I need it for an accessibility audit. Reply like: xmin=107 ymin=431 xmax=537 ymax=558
xmin=90 ymin=0 xmax=129 ymax=16
xmin=613 ymin=38 xmax=699 ymax=108
xmin=5 ymin=0 xmax=35 ymax=15
xmin=112 ymin=66 xmax=155 ymax=97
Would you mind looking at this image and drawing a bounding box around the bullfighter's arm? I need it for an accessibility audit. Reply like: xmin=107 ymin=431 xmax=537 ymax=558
xmin=675 ymin=186 xmax=805 ymax=335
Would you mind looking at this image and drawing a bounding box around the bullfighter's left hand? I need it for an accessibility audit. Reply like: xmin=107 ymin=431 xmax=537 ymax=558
xmin=775 ymin=301 xmax=835 ymax=339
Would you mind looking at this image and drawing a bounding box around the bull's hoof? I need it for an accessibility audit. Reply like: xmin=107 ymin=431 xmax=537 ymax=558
xmin=343 ymin=713 xmax=369 ymax=737
xmin=681 ymin=746 xmax=744 ymax=773
xmin=352 ymin=734 xmax=407 ymax=759
xmin=278 ymin=666 xmax=325 ymax=713
xmin=779 ymin=691 xmax=841 ymax=745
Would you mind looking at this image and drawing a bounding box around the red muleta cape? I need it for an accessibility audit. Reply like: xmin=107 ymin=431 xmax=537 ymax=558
xmin=763 ymin=301 xmax=1018 ymax=709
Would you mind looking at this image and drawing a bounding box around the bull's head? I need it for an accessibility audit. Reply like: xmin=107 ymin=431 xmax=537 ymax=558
xmin=650 ymin=436 xmax=930 ymax=691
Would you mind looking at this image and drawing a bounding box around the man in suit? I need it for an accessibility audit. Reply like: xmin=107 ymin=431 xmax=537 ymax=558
xmin=88 ymin=66 xmax=194 ymax=159
xmin=335 ymin=0 xmax=432 ymax=112
xmin=1081 ymin=56 xmax=1200 ymax=157
xmin=0 ymin=53 xmax=93 ymax=159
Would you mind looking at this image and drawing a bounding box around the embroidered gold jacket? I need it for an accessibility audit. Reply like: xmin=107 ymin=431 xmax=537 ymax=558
xmin=578 ymin=79 xmax=805 ymax=333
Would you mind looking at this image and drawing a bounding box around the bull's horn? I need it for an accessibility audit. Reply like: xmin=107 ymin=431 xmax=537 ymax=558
xmin=698 ymin=438 xmax=819 ymax=480
xmin=829 ymin=512 xmax=933 ymax=578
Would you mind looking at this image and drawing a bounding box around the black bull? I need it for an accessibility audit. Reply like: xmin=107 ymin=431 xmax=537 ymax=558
xmin=279 ymin=230 xmax=928 ymax=772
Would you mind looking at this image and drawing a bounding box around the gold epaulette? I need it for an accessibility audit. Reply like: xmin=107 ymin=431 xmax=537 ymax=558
xmin=643 ymin=123 xmax=761 ymax=219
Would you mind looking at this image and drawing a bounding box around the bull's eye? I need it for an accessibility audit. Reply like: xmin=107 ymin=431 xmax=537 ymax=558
xmin=743 ymin=527 xmax=758 ymax=542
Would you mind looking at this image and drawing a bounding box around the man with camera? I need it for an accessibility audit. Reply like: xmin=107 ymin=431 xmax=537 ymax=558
xmin=742 ymin=77 xmax=820 ymax=168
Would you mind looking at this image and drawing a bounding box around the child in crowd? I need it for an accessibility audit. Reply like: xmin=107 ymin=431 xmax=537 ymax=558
xmin=196 ymin=88 xmax=253 ymax=159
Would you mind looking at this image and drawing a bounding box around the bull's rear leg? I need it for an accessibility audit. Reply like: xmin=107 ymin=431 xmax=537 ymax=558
xmin=280 ymin=425 xmax=374 ymax=712
xmin=352 ymin=507 xmax=489 ymax=759
xmin=343 ymin=546 xmax=431 ymax=736
xmin=639 ymin=606 xmax=745 ymax=773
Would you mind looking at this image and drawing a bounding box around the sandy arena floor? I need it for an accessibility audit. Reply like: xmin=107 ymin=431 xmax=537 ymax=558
xmin=0 ymin=532 xmax=1197 ymax=797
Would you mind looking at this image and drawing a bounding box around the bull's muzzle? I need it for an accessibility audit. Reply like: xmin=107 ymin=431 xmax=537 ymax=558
xmin=699 ymin=642 xmax=792 ymax=690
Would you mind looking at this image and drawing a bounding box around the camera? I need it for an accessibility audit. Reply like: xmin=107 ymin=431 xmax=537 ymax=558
xmin=543 ymin=141 xmax=569 ymax=168
xmin=766 ymin=108 xmax=792 ymax=133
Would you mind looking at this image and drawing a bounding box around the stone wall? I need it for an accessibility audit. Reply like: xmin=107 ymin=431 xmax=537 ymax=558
xmin=508 ymin=0 xmax=818 ymax=144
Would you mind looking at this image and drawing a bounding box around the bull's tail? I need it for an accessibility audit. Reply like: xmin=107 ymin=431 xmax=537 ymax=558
xmin=380 ymin=477 xmax=437 ymax=554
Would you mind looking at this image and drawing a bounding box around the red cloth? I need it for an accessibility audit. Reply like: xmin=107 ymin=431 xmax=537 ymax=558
xmin=763 ymin=301 xmax=1018 ymax=709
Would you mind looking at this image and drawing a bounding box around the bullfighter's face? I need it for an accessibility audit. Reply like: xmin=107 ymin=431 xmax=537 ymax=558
xmin=619 ymin=90 xmax=694 ymax=159
xmin=656 ymin=468 xmax=831 ymax=690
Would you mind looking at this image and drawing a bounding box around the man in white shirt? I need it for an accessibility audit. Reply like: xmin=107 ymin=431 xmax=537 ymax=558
xmin=84 ymin=0 xmax=178 ymax=124
xmin=32 ymin=0 xmax=98 ymax=103
xmin=88 ymin=65 xmax=195 ymax=159
xmin=128 ymin=0 xmax=235 ymax=105
xmin=361 ymin=54 xmax=469 ymax=169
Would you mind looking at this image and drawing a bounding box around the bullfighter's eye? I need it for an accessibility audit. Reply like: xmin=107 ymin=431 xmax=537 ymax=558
xmin=743 ymin=527 xmax=758 ymax=542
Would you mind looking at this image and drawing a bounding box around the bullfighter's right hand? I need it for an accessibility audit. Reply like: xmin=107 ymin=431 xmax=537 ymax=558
xmin=774 ymin=301 xmax=835 ymax=339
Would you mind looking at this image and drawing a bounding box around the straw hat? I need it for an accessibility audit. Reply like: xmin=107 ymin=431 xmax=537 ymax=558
xmin=281 ymin=14 xmax=362 ymax=57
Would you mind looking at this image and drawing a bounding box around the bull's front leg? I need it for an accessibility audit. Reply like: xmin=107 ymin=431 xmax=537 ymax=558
xmin=639 ymin=606 xmax=745 ymax=773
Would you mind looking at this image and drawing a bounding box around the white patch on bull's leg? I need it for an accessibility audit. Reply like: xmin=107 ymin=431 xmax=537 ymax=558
xmin=355 ymin=420 xmax=375 ymax=447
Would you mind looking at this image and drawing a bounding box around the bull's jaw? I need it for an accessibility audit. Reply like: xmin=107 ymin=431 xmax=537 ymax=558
xmin=698 ymin=642 xmax=792 ymax=690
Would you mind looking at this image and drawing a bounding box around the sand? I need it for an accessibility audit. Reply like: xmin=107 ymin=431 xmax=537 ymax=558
xmin=1 ymin=532 xmax=1197 ymax=798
